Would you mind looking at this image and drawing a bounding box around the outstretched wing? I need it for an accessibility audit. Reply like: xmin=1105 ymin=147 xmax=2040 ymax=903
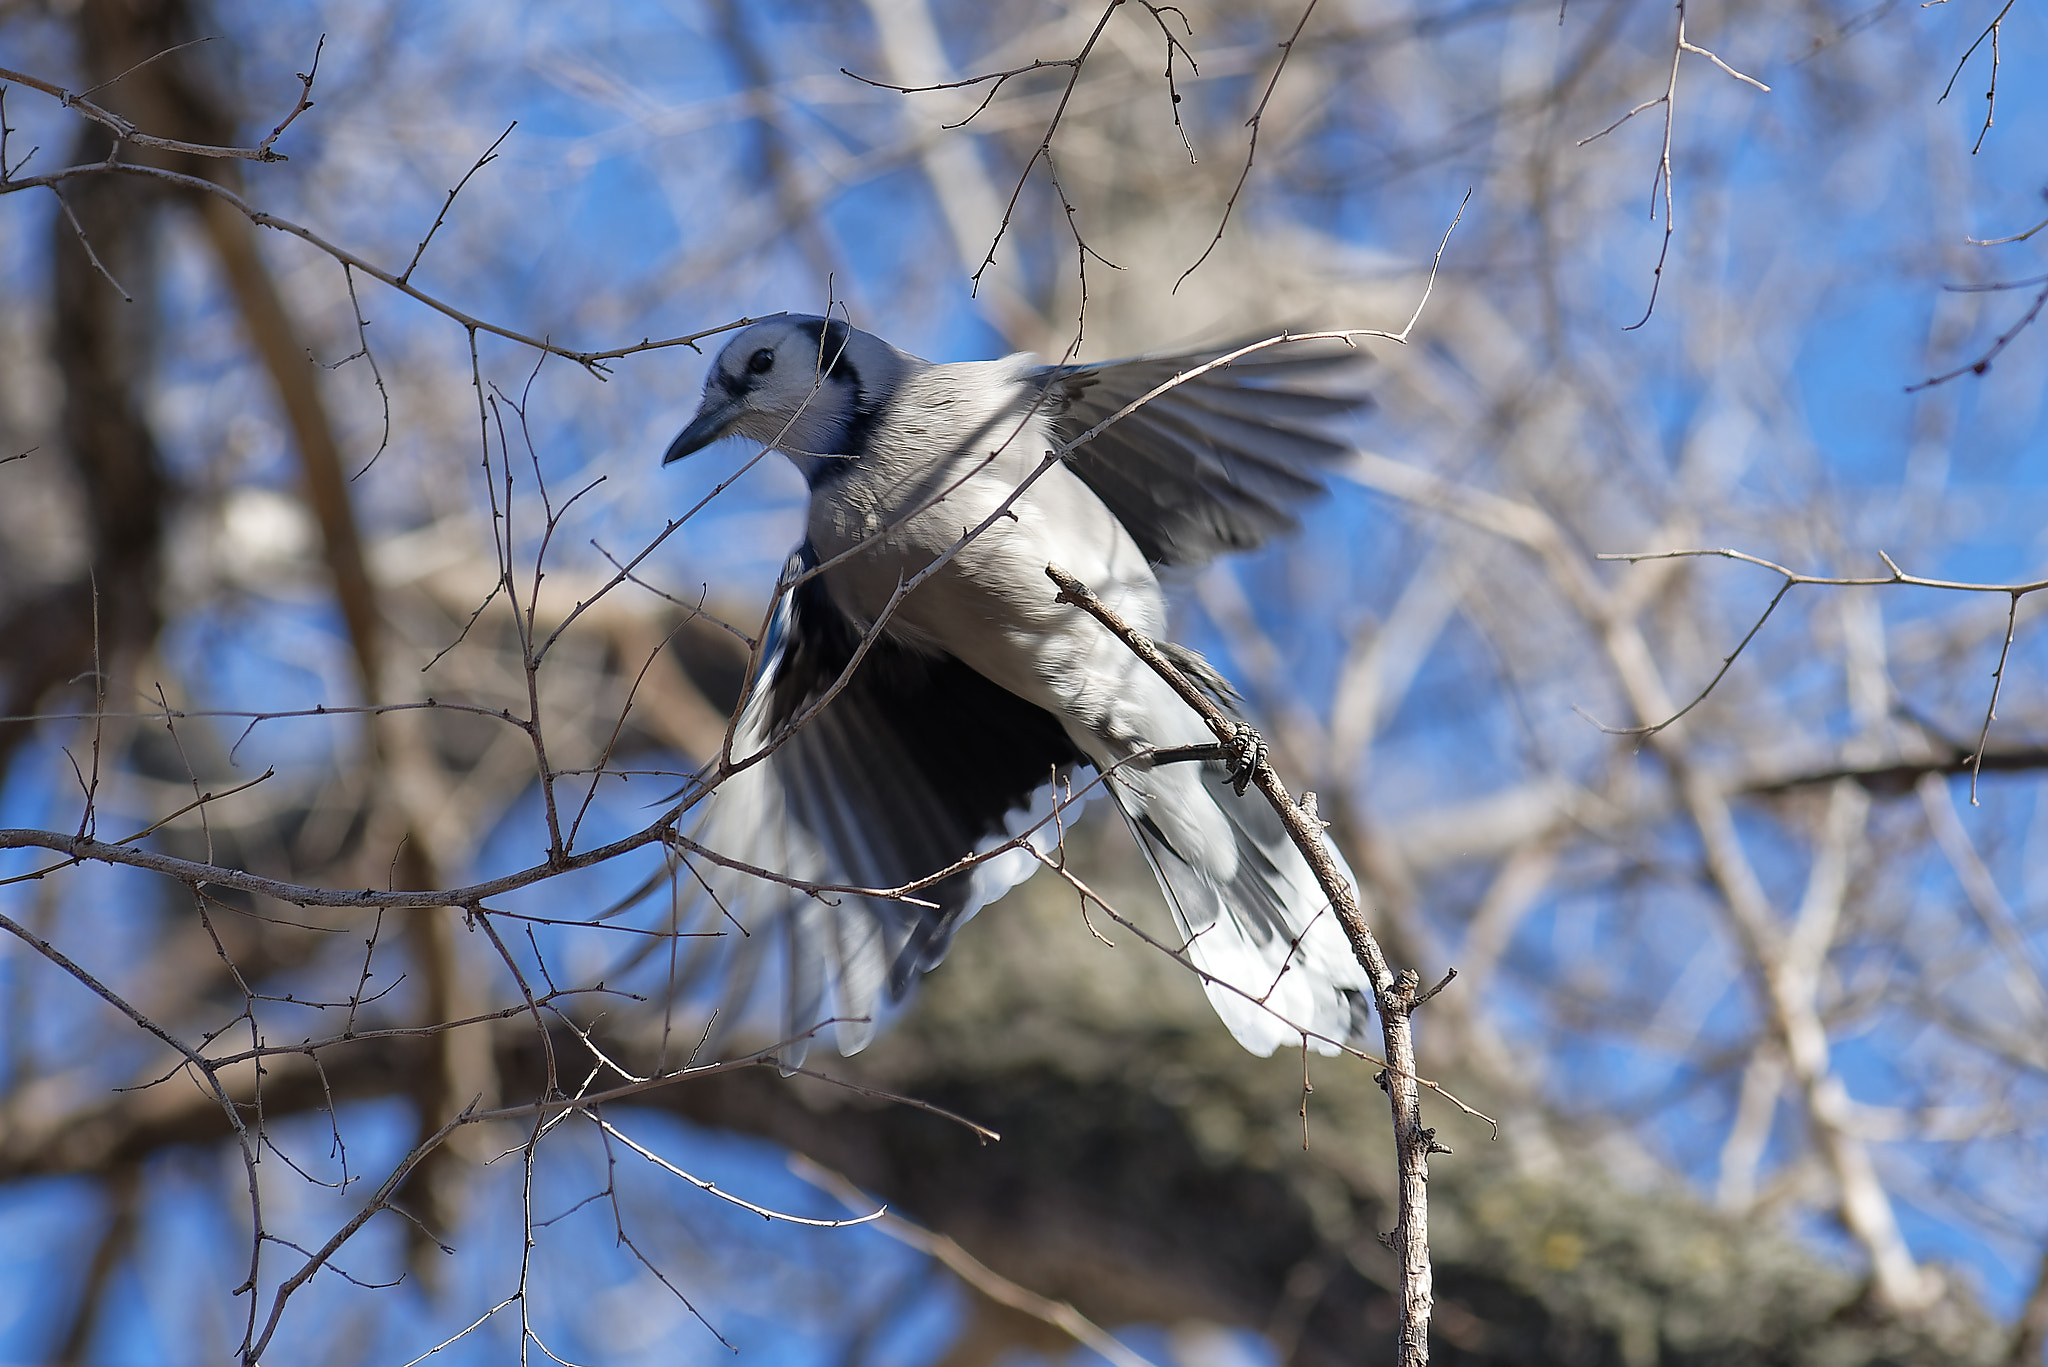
xmin=678 ymin=544 xmax=1088 ymax=1066
xmin=1034 ymin=339 xmax=1368 ymax=567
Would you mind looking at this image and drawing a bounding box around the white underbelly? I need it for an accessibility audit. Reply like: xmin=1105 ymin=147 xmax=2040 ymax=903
xmin=809 ymin=454 xmax=1192 ymax=757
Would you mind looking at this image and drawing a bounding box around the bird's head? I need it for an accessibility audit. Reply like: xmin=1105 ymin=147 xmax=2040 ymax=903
xmin=662 ymin=315 xmax=915 ymax=481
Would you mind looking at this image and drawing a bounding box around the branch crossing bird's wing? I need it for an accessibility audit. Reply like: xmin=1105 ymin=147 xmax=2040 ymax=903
xmin=676 ymin=544 xmax=1088 ymax=1067
xmin=1033 ymin=340 xmax=1369 ymax=567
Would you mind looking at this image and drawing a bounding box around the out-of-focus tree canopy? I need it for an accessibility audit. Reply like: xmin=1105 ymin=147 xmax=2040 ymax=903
xmin=3 ymin=1 xmax=2048 ymax=1364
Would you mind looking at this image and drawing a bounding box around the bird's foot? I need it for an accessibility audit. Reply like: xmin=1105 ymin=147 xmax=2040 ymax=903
xmin=1226 ymin=722 xmax=1266 ymax=796
xmin=1147 ymin=724 xmax=1266 ymax=793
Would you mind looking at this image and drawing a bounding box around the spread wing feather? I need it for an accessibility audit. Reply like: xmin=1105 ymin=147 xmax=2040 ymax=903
xmin=674 ymin=546 xmax=1087 ymax=1066
xmin=1036 ymin=341 xmax=1369 ymax=566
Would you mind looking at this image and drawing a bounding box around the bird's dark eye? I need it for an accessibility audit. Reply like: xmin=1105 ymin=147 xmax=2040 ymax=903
xmin=747 ymin=347 xmax=776 ymax=374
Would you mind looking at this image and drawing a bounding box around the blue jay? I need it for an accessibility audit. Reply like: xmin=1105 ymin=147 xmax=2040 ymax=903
xmin=662 ymin=315 xmax=1372 ymax=1065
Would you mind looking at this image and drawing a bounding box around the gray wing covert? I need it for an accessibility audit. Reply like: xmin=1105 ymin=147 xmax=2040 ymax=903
xmin=1036 ymin=340 xmax=1369 ymax=567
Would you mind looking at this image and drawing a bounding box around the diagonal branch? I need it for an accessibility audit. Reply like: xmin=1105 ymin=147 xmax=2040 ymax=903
xmin=792 ymin=1155 xmax=1164 ymax=1367
xmin=1045 ymin=564 xmax=1445 ymax=1367
xmin=0 ymin=152 xmax=757 ymax=375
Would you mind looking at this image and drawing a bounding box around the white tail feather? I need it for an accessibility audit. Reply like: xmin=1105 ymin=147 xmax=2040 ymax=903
xmin=1111 ymin=763 xmax=1371 ymax=1056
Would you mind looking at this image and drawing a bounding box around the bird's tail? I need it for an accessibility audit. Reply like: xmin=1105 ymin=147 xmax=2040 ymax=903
xmin=1111 ymin=758 xmax=1372 ymax=1056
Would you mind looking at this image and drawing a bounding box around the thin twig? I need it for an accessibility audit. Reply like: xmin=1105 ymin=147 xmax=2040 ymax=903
xmin=791 ymin=1156 xmax=1162 ymax=1367
xmin=1139 ymin=2 xmax=1199 ymax=160
xmin=246 ymin=1104 xmax=475 ymax=1362
xmin=0 ymin=61 xmax=292 ymax=163
xmin=401 ymin=121 xmax=516 ymax=287
xmin=1910 ymin=277 xmax=2048 ymax=391
xmin=0 ymin=146 xmax=757 ymax=374
xmin=1970 ymin=593 xmax=2023 ymax=804
xmin=324 ymin=264 xmax=393 ymax=476
xmin=842 ymin=56 xmax=1081 ymax=130
xmin=256 ymin=35 xmax=324 ymax=157
xmin=1577 ymin=1 xmax=1769 ymax=330
xmin=1936 ymin=0 xmax=2016 ymax=157
xmin=51 ymin=188 xmax=130 ymax=300
xmin=597 ymin=1115 xmax=886 ymax=1227
xmin=967 ymin=0 xmax=1126 ymax=296
xmin=1969 ymin=211 xmax=2048 ymax=247
xmin=72 ymin=36 xmax=220 ymax=101
xmin=1175 ymin=0 xmax=1320 ymax=292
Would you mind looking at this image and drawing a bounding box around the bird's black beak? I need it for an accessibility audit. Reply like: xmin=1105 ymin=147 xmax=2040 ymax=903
xmin=662 ymin=395 xmax=742 ymax=464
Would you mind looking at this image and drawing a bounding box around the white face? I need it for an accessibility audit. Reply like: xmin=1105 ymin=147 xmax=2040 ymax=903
xmin=720 ymin=320 xmax=857 ymax=438
xmin=664 ymin=317 xmax=865 ymax=467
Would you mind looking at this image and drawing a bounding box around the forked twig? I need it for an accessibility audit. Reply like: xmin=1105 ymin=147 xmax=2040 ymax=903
xmin=1577 ymin=0 xmax=1769 ymax=329
xmin=1910 ymin=276 xmax=2048 ymax=391
xmin=1936 ymin=0 xmax=2016 ymax=153
xmin=1175 ymin=0 xmax=1320 ymax=292
xmin=1598 ymin=546 xmax=2048 ymax=801
xmin=401 ymin=121 xmax=516 ymax=287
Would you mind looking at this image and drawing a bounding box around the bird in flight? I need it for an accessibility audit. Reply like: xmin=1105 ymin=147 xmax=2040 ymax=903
xmin=662 ymin=314 xmax=1372 ymax=1066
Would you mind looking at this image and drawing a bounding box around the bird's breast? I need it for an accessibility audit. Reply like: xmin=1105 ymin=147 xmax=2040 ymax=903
xmin=801 ymin=438 xmax=1170 ymax=734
